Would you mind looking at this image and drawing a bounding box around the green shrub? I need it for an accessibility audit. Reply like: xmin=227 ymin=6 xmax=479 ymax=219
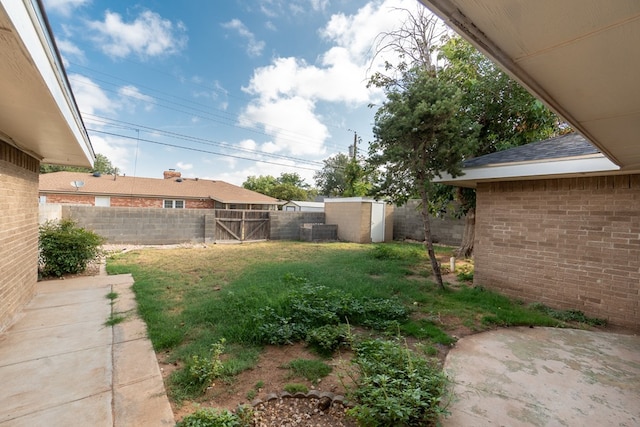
xmin=306 ymin=324 xmax=350 ymax=356
xmin=251 ymin=281 xmax=409 ymax=346
xmin=39 ymin=219 xmax=105 ymax=277
xmin=188 ymin=339 xmax=226 ymax=389
xmin=176 ymin=407 xmax=241 ymax=427
xmin=347 ymin=339 xmax=448 ymax=426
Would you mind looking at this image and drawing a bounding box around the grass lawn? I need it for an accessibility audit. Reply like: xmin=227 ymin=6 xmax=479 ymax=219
xmin=106 ymin=241 xmax=601 ymax=422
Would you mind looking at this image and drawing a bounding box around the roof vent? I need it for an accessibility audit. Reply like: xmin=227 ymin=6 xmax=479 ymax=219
xmin=92 ymin=172 xmax=101 ymax=177
xmin=176 ymin=178 xmax=183 ymax=182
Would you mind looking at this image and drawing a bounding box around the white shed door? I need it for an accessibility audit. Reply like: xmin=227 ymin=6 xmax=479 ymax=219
xmin=370 ymin=202 xmax=385 ymax=243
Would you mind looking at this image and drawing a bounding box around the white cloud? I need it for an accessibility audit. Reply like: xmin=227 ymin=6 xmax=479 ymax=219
xmin=118 ymin=85 xmax=154 ymax=111
xmin=89 ymin=133 xmax=134 ymax=175
xmin=56 ymin=39 xmax=85 ymax=66
xmin=176 ymin=162 xmax=193 ymax=170
xmin=238 ymin=0 xmax=431 ymax=157
xmin=44 ymin=0 xmax=89 ymax=16
xmin=68 ymin=74 xmax=117 ymax=115
xmin=239 ymin=96 xmax=328 ymax=156
xmin=239 ymin=139 xmax=258 ymax=151
xmin=310 ymin=0 xmax=329 ymax=12
xmin=88 ymin=10 xmax=187 ymax=60
xmin=221 ymin=19 xmax=265 ymax=58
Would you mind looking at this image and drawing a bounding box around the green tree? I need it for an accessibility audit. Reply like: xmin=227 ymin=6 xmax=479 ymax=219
xmin=242 ymin=172 xmax=314 ymax=201
xmin=40 ymin=153 xmax=118 ymax=175
xmin=369 ymin=68 xmax=478 ymax=289
xmin=437 ymin=36 xmax=568 ymax=256
xmin=314 ymin=153 xmax=372 ymax=197
xmin=314 ymin=153 xmax=349 ymax=196
xmin=242 ymin=175 xmax=278 ymax=195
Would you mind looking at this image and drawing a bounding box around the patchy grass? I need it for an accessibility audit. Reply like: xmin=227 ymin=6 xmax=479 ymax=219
xmin=283 ymin=358 xmax=332 ymax=385
xmin=106 ymin=241 xmax=570 ymax=406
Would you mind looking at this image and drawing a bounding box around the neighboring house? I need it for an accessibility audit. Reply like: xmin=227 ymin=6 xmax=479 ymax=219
xmin=0 ymin=1 xmax=94 ymax=331
xmin=437 ymin=134 xmax=639 ymax=329
xmin=282 ymin=201 xmax=324 ymax=212
xmin=39 ymin=170 xmax=279 ymax=210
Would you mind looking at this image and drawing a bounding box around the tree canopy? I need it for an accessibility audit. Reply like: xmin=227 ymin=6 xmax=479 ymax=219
xmin=242 ymin=172 xmax=315 ymax=201
xmin=40 ymin=153 xmax=118 ymax=175
xmin=314 ymin=153 xmax=372 ymax=197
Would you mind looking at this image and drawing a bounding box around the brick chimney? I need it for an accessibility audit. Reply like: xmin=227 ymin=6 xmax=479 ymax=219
xmin=163 ymin=169 xmax=181 ymax=179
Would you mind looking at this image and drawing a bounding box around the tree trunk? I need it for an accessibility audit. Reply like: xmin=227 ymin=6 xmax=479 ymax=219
xmin=419 ymin=186 xmax=444 ymax=289
xmin=456 ymin=208 xmax=475 ymax=258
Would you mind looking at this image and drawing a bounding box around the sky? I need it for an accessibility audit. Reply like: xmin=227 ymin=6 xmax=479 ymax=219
xmin=43 ymin=0 xmax=435 ymax=186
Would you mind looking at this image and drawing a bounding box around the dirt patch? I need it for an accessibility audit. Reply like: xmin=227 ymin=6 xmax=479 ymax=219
xmin=169 ymin=343 xmax=357 ymax=423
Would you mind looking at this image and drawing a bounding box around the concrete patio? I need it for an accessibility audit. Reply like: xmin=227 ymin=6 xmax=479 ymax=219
xmin=443 ymin=327 xmax=640 ymax=426
xmin=0 ymin=272 xmax=174 ymax=426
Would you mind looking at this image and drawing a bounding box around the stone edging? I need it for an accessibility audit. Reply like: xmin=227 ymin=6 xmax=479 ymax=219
xmin=250 ymin=390 xmax=351 ymax=408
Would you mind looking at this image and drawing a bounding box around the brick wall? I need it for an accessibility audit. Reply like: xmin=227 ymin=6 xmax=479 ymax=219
xmin=393 ymin=199 xmax=465 ymax=246
xmin=0 ymin=141 xmax=39 ymax=332
xmin=475 ymin=175 xmax=640 ymax=330
xmin=44 ymin=193 xmax=215 ymax=209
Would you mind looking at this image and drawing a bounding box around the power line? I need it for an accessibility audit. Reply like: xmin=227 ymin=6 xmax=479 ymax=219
xmin=87 ymin=128 xmax=321 ymax=171
xmin=84 ymin=114 xmax=324 ymax=167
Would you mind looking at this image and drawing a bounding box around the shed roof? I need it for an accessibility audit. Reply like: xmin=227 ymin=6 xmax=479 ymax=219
xmin=39 ymin=171 xmax=279 ymax=205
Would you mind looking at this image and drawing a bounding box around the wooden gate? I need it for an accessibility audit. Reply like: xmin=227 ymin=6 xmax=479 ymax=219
xmin=212 ymin=210 xmax=270 ymax=243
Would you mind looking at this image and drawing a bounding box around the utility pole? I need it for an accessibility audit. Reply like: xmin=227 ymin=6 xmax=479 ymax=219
xmin=348 ymin=129 xmax=358 ymax=159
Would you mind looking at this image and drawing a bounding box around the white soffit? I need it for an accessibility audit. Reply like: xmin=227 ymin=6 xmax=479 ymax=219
xmin=435 ymin=155 xmax=620 ymax=188
xmin=0 ymin=0 xmax=93 ymax=167
xmin=418 ymin=0 xmax=640 ymax=171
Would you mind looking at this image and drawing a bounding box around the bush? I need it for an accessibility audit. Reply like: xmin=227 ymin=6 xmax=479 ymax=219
xmin=347 ymin=339 xmax=448 ymax=426
xmin=188 ymin=339 xmax=226 ymax=389
xmin=39 ymin=219 xmax=105 ymax=277
xmin=306 ymin=324 xmax=350 ymax=356
xmin=176 ymin=407 xmax=241 ymax=427
xmin=251 ymin=281 xmax=409 ymax=347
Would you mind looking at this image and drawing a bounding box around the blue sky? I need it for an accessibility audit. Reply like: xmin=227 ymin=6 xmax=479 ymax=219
xmin=43 ymin=0 xmax=430 ymax=186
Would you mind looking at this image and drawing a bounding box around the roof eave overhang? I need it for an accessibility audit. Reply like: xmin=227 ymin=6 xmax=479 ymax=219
xmin=0 ymin=0 xmax=93 ymax=167
xmin=417 ymin=0 xmax=640 ymax=169
xmin=435 ymin=156 xmax=621 ymax=188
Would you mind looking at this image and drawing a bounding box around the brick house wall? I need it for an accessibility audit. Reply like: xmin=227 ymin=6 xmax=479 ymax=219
xmin=475 ymin=175 xmax=640 ymax=330
xmin=0 ymin=141 xmax=39 ymax=332
xmin=43 ymin=193 xmax=215 ymax=209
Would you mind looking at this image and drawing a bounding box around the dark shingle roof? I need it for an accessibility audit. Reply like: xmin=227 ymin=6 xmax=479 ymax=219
xmin=463 ymin=133 xmax=600 ymax=168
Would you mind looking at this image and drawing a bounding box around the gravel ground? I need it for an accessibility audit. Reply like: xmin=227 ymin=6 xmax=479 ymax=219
xmin=251 ymin=397 xmax=357 ymax=427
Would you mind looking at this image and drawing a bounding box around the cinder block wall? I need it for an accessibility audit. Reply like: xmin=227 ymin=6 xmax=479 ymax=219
xmin=63 ymin=206 xmax=206 ymax=244
xmin=0 ymin=141 xmax=39 ymax=332
xmin=269 ymin=211 xmax=325 ymax=240
xmin=475 ymin=175 xmax=640 ymax=330
xmin=393 ymin=200 xmax=465 ymax=246
xmin=326 ymin=202 xmax=371 ymax=243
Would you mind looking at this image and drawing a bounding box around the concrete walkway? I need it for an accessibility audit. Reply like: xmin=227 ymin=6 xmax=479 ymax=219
xmin=443 ymin=327 xmax=640 ymax=427
xmin=0 ymin=273 xmax=174 ymax=426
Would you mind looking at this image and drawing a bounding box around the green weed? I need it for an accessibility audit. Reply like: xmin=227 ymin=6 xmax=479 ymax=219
xmin=284 ymin=358 xmax=332 ymax=385
xmin=284 ymin=383 xmax=309 ymax=394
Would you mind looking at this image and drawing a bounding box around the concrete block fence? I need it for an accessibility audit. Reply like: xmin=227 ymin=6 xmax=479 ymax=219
xmin=40 ymin=204 xmax=464 ymax=246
